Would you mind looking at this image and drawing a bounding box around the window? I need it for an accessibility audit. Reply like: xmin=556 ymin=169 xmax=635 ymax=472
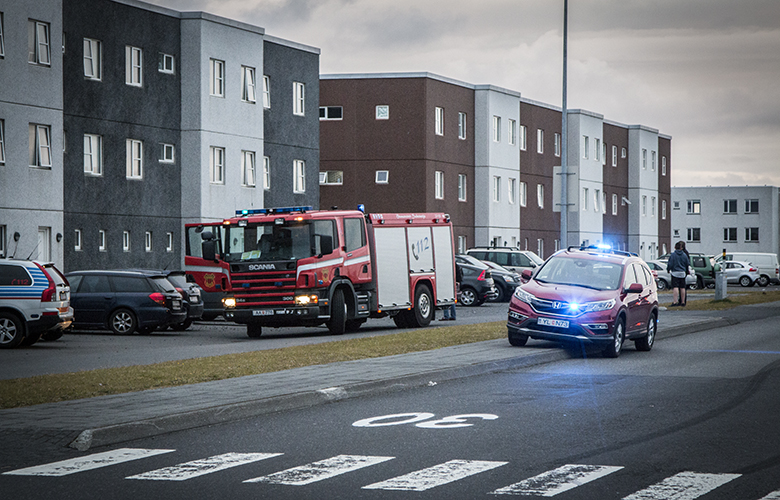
xmin=28 ymin=20 xmax=50 ymax=66
xmin=651 ymin=151 xmax=656 ymax=171
xmin=673 ymin=201 xmax=680 ymax=210
xmin=125 ymin=46 xmax=142 ymax=86
xmin=621 ymin=147 xmax=627 ymax=158
xmin=582 ymin=187 xmax=589 ymax=211
xmin=642 ymin=195 xmax=647 ymax=216
xmin=662 ymin=199 xmax=667 ymax=219
xmin=99 ymin=230 xmax=106 ymax=252
xmin=458 ymin=112 xmax=467 ymax=139
xmin=745 ymin=227 xmax=759 ymax=242
xmin=612 ymin=194 xmax=618 ymax=215
xmin=537 ymin=184 xmax=544 ymax=209
xmin=29 ymin=124 xmax=52 ymax=167
xmin=508 ymin=119 xmax=516 ymax=145
xmin=0 ymin=12 xmax=4 ymax=58
xmin=123 ymin=231 xmax=131 ymax=252
xmin=262 ymin=75 xmax=270 ymax=108
xmin=662 ymin=156 xmax=667 ymax=175
xmin=320 ymin=106 xmax=343 ymax=120
xmin=642 ymin=149 xmax=647 ymax=169
xmin=375 ymin=105 xmax=389 ymax=120
xmin=594 ymin=189 xmax=601 ymax=212
xmin=673 ymin=229 xmax=680 ymax=238
xmin=687 ymin=200 xmax=701 ymax=214
xmin=160 ymin=143 xmax=175 ymax=163
xmin=344 ymin=218 xmax=366 ymax=253
xmin=595 ymin=138 xmax=601 ymax=162
xmin=210 ymin=59 xmax=224 ymax=96
xmin=37 ymin=227 xmax=51 ymax=262
xmin=724 ymin=199 xmax=737 ymax=214
xmin=611 ymin=145 xmax=617 ymax=167
xmin=319 ymin=170 xmax=343 ymax=185
xmin=554 ymin=133 xmax=561 ymax=157
xmin=166 ymin=232 xmax=174 ymax=252
xmin=435 ymin=107 xmax=444 ymax=136
xmin=536 ymin=129 xmax=544 ymax=154
xmin=492 ymin=116 xmax=501 ymax=142
xmin=83 ymin=38 xmax=101 ymax=80
xmin=508 ymin=178 xmax=516 ymax=204
xmin=158 ymin=53 xmax=174 ymax=74
xmin=83 ymin=134 xmax=102 ymax=175
xmin=293 ymin=82 xmax=305 ymax=116
xmin=458 ymin=236 xmax=467 ymax=255
xmin=602 ymin=191 xmax=607 ymax=214
xmin=0 ymin=225 xmax=5 ymax=258
xmin=293 ymin=160 xmax=306 ymax=193
xmin=687 ymin=227 xmax=701 ymax=242
xmin=435 ymin=171 xmax=444 ymax=199
xmin=263 ymin=156 xmax=270 ymax=189
xmin=651 ymin=196 xmax=656 ymax=217
xmin=241 ymin=66 xmax=256 ymax=103
xmin=74 ymin=229 xmax=82 ymax=251
xmin=582 ymin=136 xmax=589 ymax=159
xmin=724 ymin=227 xmax=737 ymax=242
xmin=210 ymin=146 xmax=224 ymax=184
xmin=602 ymin=143 xmax=607 ymax=165
xmin=519 ymin=125 xmax=527 ymax=150
xmin=0 ymin=119 xmax=5 ymax=165
xmin=126 ymin=139 xmax=143 ymax=179
xmin=493 ymin=176 xmax=501 ymax=202
xmin=458 ymin=174 xmax=467 ymax=201
xmin=242 ymin=150 xmax=256 ymax=187
xmin=145 ymin=231 xmax=153 ymax=252
xmin=537 ymin=239 xmax=544 ymax=259
xmin=519 ymin=181 xmax=527 ymax=207
xmin=745 ymin=199 xmax=759 ymax=213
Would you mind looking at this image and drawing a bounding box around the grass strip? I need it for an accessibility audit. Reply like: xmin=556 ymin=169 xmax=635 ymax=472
xmin=660 ymin=290 xmax=780 ymax=311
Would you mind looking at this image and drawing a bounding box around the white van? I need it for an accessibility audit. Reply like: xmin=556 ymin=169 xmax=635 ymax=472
xmin=715 ymin=252 xmax=779 ymax=287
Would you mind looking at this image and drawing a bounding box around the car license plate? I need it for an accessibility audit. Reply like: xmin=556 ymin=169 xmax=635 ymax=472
xmin=538 ymin=317 xmax=569 ymax=329
xmin=189 ymin=296 xmax=198 ymax=304
xmin=253 ymin=309 xmax=274 ymax=316
xmin=172 ymin=300 xmax=182 ymax=310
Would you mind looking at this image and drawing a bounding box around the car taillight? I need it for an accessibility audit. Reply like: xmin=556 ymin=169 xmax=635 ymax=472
xmin=477 ymin=270 xmax=486 ymax=281
xmin=149 ymin=292 xmax=166 ymax=305
xmin=750 ymin=267 xmax=758 ymax=272
xmin=35 ymin=263 xmax=57 ymax=302
xmin=175 ymin=287 xmax=184 ymax=294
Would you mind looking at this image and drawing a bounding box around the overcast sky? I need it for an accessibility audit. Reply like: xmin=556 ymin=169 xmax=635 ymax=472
xmin=149 ymin=0 xmax=780 ymax=188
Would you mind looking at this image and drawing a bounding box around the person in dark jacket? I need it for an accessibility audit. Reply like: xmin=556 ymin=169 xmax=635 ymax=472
xmin=441 ymin=264 xmax=463 ymax=320
xmin=667 ymin=241 xmax=691 ymax=306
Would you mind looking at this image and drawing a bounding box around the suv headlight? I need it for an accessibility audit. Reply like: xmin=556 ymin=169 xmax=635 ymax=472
xmin=574 ymin=298 xmax=616 ymax=313
xmin=513 ymin=287 xmax=535 ymax=304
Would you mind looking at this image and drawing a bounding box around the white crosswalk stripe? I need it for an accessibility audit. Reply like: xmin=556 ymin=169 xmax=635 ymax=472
xmin=758 ymin=489 xmax=780 ymax=500
xmin=244 ymin=454 xmax=394 ymax=485
xmin=491 ymin=464 xmax=624 ymax=496
xmin=362 ymin=459 xmax=508 ymax=491
xmin=622 ymin=471 xmax=742 ymax=500
xmin=127 ymin=452 xmax=283 ymax=481
xmin=2 ymin=448 xmax=175 ymax=477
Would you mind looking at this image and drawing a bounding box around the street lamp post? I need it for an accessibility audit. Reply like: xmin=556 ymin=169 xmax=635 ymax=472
xmin=560 ymin=0 xmax=569 ymax=249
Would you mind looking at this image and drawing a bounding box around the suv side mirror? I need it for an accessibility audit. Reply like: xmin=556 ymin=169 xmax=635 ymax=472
xmin=626 ymin=283 xmax=643 ymax=293
xmin=521 ymin=269 xmax=533 ymax=280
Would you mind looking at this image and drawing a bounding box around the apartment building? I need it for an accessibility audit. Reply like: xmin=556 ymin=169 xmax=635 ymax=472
xmin=671 ymin=186 xmax=780 ymax=256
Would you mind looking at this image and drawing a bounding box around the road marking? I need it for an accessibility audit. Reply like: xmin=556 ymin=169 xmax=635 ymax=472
xmin=363 ymin=459 xmax=508 ymax=491
xmin=758 ymin=490 xmax=780 ymax=500
xmin=244 ymin=454 xmax=394 ymax=485
xmin=622 ymin=471 xmax=741 ymax=500
xmin=492 ymin=464 xmax=624 ymax=496
xmin=3 ymin=448 xmax=175 ymax=477
xmin=126 ymin=452 xmax=283 ymax=481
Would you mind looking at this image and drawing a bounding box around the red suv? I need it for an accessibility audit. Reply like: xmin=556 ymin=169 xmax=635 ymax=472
xmin=507 ymin=246 xmax=658 ymax=357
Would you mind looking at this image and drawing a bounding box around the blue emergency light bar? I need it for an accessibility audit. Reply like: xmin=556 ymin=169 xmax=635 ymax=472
xmin=236 ymin=206 xmax=313 ymax=216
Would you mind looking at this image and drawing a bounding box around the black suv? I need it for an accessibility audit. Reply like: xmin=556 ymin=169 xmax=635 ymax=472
xmin=164 ymin=271 xmax=204 ymax=330
xmin=454 ymin=255 xmax=498 ymax=306
xmin=66 ymin=270 xmax=186 ymax=334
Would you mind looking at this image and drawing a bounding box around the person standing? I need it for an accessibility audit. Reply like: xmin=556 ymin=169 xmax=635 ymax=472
xmin=667 ymin=241 xmax=691 ymax=307
xmin=441 ymin=264 xmax=463 ymax=320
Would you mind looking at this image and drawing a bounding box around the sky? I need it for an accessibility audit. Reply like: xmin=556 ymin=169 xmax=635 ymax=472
xmin=148 ymin=0 xmax=780 ymax=188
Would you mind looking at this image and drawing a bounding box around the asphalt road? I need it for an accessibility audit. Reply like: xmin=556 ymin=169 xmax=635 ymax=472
xmin=3 ymin=311 xmax=779 ymax=499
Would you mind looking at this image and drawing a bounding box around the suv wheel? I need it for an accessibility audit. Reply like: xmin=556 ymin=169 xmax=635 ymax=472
xmin=0 ymin=313 xmax=25 ymax=349
xmin=493 ymin=285 xmax=506 ymax=302
xmin=460 ymin=286 xmax=478 ymax=306
xmin=508 ymin=330 xmax=528 ymax=347
xmin=603 ymin=317 xmax=625 ymax=358
xmin=109 ymin=309 xmax=137 ymax=335
xmin=635 ymin=312 xmax=656 ymax=351
xmin=656 ymin=279 xmax=668 ymax=291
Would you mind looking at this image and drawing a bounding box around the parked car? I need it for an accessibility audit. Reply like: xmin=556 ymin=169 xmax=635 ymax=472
xmin=507 ymin=245 xmax=659 ymax=357
xmin=466 ymin=247 xmax=544 ymax=274
xmin=164 ymin=271 xmax=204 ymax=330
xmin=66 ymin=269 xmax=186 ymax=335
xmin=720 ymin=260 xmax=760 ymax=287
xmin=0 ymin=260 xmax=72 ymax=348
xmin=480 ymin=260 xmax=522 ymax=302
xmin=454 ymin=255 xmax=498 ymax=306
xmin=715 ymin=252 xmax=779 ymax=287
xmin=646 ymin=260 xmax=695 ymax=291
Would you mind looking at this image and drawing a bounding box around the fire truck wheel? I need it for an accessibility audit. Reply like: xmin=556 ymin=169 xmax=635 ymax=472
xmin=327 ymin=289 xmax=347 ymax=335
xmin=412 ymin=285 xmax=434 ymax=327
xmin=247 ymin=324 xmax=263 ymax=338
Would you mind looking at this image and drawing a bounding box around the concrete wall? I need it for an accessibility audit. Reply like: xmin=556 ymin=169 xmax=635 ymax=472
xmin=628 ymin=125 xmax=660 ymax=260
xmin=568 ymin=110 xmax=604 ymax=247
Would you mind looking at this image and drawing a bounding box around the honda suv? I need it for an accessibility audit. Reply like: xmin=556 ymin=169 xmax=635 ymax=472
xmin=507 ymin=246 xmax=658 ymax=357
xmin=0 ymin=260 xmax=72 ymax=348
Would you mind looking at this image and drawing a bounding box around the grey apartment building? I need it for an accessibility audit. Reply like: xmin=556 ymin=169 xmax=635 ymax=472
xmin=320 ymin=73 xmax=672 ymax=260
xmin=0 ymin=0 xmax=320 ymax=271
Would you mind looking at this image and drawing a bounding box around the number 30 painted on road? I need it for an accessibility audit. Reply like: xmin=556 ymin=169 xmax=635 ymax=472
xmin=352 ymin=413 xmax=498 ymax=429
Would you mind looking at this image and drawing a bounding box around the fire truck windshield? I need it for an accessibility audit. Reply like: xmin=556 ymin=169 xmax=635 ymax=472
xmin=222 ymin=220 xmax=336 ymax=263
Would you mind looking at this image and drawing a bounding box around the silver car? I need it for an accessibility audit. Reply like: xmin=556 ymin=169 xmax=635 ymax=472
xmin=646 ymin=260 xmax=695 ymax=291
xmin=722 ymin=260 xmax=761 ymax=287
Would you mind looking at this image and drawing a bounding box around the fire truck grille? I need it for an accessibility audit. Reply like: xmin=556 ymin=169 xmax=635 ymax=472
xmin=231 ymin=269 xmax=296 ymax=306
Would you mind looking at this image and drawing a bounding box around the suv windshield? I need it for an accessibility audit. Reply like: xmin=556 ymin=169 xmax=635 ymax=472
xmin=223 ymin=220 xmax=336 ymax=263
xmin=534 ymin=255 xmax=624 ymax=291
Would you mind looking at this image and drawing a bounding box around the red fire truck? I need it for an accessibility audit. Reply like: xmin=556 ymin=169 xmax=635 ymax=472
xmin=184 ymin=206 xmax=456 ymax=338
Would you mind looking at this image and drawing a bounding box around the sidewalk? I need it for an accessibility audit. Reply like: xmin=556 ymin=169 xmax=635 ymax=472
xmin=2 ymin=304 xmax=775 ymax=451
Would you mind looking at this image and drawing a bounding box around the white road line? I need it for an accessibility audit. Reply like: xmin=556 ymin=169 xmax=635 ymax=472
xmin=622 ymin=471 xmax=742 ymax=500
xmin=492 ymin=464 xmax=624 ymax=496
xmin=126 ymin=452 xmax=283 ymax=481
xmin=758 ymin=490 xmax=780 ymax=500
xmin=244 ymin=454 xmax=395 ymax=486
xmin=3 ymin=448 xmax=175 ymax=477
xmin=363 ymin=459 xmax=508 ymax=492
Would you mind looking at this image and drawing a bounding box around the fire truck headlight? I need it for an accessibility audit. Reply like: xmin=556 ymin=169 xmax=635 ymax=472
xmin=222 ymin=297 xmax=237 ymax=309
xmin=295 ymin=294 xmax=319 ymax=306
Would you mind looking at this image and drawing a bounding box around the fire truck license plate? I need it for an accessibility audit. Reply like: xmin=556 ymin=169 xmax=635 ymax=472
xmin=253 ymin=310 xmax=274 ymax=316
xmin=538 ymin=317 xmax=569 ymax=329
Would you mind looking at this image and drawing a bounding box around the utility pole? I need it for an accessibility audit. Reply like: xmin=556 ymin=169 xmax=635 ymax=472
xmin=560 ymin=0 xmax=569 ymax=249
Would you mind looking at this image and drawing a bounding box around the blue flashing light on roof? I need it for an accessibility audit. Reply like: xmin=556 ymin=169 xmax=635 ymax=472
xmin=357 ymin=204 xmax=365 ymax=213
xmin=596 ymin=244 xmax=611 ymax=250
xmin=236 ymin=206 xmax=313 ymax=216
